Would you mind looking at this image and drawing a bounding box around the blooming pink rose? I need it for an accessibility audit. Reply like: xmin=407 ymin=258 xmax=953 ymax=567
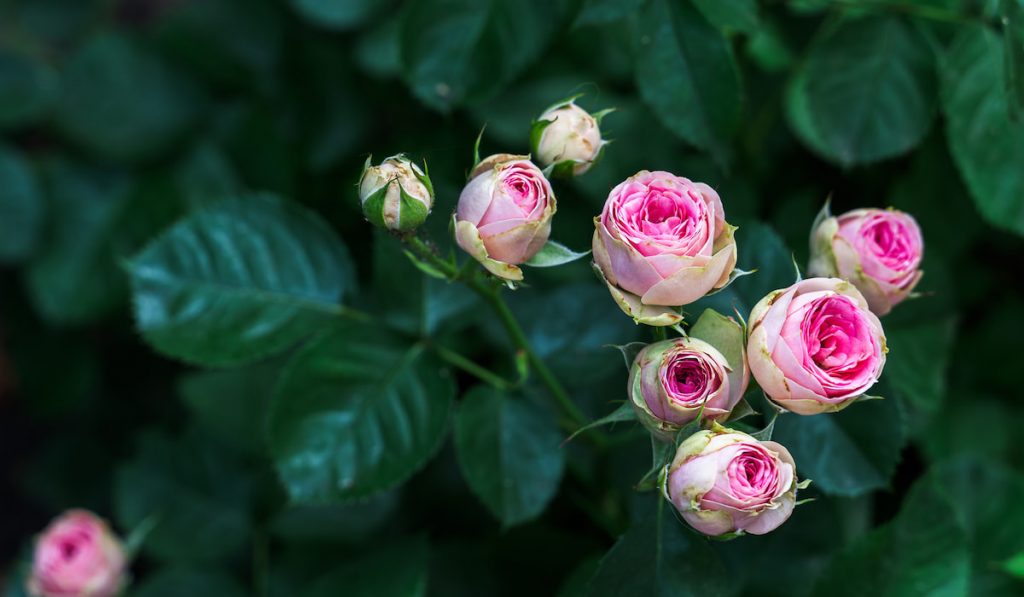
xmin=593 ymin=171 xmax=737 ymax=326
xmin=455 ymin=154 xmax=556 ymax=282
xmin=665 ymin=425 xmax=801 ymax=537
xmin=747 ymin=278 xmax=886 ymax=415
xmin=629 ymin=335 xmax=748 ymax=441
xmin=28 ymin=510 xmax=126 ymax=597
xmin=808 ymin=207 xmax=924 ymax=316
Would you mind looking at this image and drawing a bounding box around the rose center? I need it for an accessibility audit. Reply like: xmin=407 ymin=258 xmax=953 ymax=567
xmin=863 ymin=217 xmax=915 ymax=268
xmin=801 ymin=296 xmax=877 ymax=386
xmin=503 ymin=174 xmax=539 ymax=214
xmin=61 ymin=541 xmax=78 ymax=561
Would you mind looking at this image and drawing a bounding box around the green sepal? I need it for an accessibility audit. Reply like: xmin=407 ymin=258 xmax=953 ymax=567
xmin=529 ymin=117 xmax=553 ymax=157
xmin=361 ymin=183 xmax=390 ymax=229
xmin=396 ymin=183 xmax=429 ymax=231
xmin=564 ymin=401 xmax=637 ymax=444
xmin=592 ymin=107 xmax=617 ymax=125
xmin=471 ymin=124 xmax=487 ymax=175
xmin=524 ymin=240 xmax=590 ymax=267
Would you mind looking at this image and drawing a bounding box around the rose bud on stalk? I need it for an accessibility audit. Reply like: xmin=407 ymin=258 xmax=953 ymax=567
xmin=28 ymin=510 xmax=127 ymax=597
xmin=665 ymin=424 xmax=803 ymax=537
xmin=747 ymin=278 xmax=886 ymax=415
xmin=593 ymin=171 xmax=738 ymax=326
xmin=531 ymin=99 xmax=609 ymax=177
xmin=629 ymin=335 xmax=748 ymax=441
xmin=358 ymin=154 xmax=434 ymax=232
xmin=808 ymin=206 xmax=924 ymax=316
xmin=455 ymin=154 xmax=556 ymax=282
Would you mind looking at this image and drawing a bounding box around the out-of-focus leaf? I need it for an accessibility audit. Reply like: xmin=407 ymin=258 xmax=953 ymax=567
xmin=129 ymin=194 xmax=354 ymax=366
xmin=588 ymin=497 xmax=736 ymax=596
xmin=26 ymin=159 xmax=133 ymax=325
xmin=0 ymin=145 xmax=43 ymax=263
xmin=355 ymin=17 xmax=402 ymax=78
xmin=454 ymin=386 xmax=565 ymax=526
xmin=267 ymin=324 xmax=454 ymax=502
xmin=55 ymin=33 xmax=203 ymax=163
xmin=574 ymin=0 xmax=645 ymax=28
xmin=885 ymin=318 xmax=956 ymax=420
xmin=270 ymin=491 xmax=399 ymax=543
xmin=633 ymin=0 xmax=741 ymax=165
xmin=691 ymin=0 xmax=759 ymax=33
xmin=812 ymin=478 xmax=970 ymax=596
xmin=0 ymin=44 xmax=57 ymax=129
xmin=1003 ymin=0 xmax=1024 ymax=120
xmin=942 ymin=25 xmax=1024 ymax=236
xmin=114 ymin=429 xmax=254 ymax=563
xmin=399 ymin=0 xmax=566 ymax=111
xmin=303 ymin=538 xmax=428 ymax=597
xmin=129 ymin=567 xmax=247 ymax=597
xmin=773 ymin=395 xmax=905 ymax=497
xmin=289 ymin=0 xmax=380 ymax=31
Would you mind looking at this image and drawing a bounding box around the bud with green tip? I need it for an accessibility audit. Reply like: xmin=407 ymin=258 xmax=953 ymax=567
xmin=530 ymin=98 xmax=610 ymax=177
xmin=358 ymin=154 xmax=434 ymax=232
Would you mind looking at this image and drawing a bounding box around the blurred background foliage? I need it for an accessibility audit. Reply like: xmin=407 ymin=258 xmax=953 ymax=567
xmin=1 ymin=0 xmax=1024 ymax=595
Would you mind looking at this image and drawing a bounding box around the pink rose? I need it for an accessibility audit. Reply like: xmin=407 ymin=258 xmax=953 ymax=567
xmin=808 ymin=207 xmax=924 ymax=316
xmin=747 ymin=278 xmax=886 ymax=415
xmin=593 ymin=171 xmax=737 ymax=326
xmin=629 ymin=335 xmax=748 ymax=440
xmin=28 ymin=510 xmax=126 ymax=597
xmin=665 ymin=425 xmax=800 ymax=537
xmin=455 ymin=154 xmax=556 ymax=282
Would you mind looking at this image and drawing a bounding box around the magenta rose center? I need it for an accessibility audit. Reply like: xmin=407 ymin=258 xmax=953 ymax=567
xmin=801 ymin=295 xmax=878 ymax=393
xmin=501 ymin=169 xmax=543 ymax=215
xmin=726 ymin=446 xmax=778 ymax=500
xmin=862 ymin=215 xmax=920 ymax=271
xmin=661 ymin=352 xmax=721 ymax=407
xmin=612 ymin=180 xmax=709 ymax=256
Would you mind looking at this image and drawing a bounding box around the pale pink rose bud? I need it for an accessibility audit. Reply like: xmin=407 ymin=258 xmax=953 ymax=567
xmin=358 ymin=154 xmax=434 ymax=232
xmin=629 ymin=332 xmax=748 ymax=441
xmin=28 ymin=510 xmax=127 ymax=597
xmin=808 ymin=206 xmax=924 ymax=316
xmin=665 ymin=424 xmax=801 ymax=537
xmin=593 ymin=171 xmax=738 ymax=326
xmin=531 ymin=100 xmax=608 ymax=176
xmin=747 ymin=277 xmax=887 ymax=415
xmin=454 ymin=154 xmax=556 ymax=282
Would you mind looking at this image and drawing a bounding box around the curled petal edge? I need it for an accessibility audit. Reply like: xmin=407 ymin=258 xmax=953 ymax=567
xmin=454 ymin=218 xmax=523 ymax=282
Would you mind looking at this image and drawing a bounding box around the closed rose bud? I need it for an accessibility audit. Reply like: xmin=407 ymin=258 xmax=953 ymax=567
xmin=455 ymin=154 xmax=556 ymax=282
xmin=593 ymin=171 xmax=738 ymax=326
xmin=747 ymin=277 xmax=886 ymax=415
xmin=359 ymin=154 xmax=434 ymax=232
xmin=665 ymin=424 xmax=801 ymax=537
xmin=531 ymin=100 xmax=607 ymax=176
xmin=629 ymin=336 xmax=748 ymax=441
xmin=28 ymin=510 xmax=126 ymax=597
xmin=808 ymin=207 xmax=924 ymax=316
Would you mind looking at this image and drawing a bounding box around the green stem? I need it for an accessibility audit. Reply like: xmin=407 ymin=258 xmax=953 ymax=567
xmin=652 ymin=326 xmax=667 ymax=341
xmin=434 ymin=344 xmax=516 ymax=391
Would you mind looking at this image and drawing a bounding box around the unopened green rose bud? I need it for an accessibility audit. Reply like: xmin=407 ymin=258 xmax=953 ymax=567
xmin=358 ymin=154 xmax=434 ymax=232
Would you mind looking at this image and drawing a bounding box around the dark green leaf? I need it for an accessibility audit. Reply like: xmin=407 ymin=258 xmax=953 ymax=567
xmin=589 ymin=498 xmax=736 ymax=596
xmin=129 ymin=567 xmax=247 ymax=597
xmin=689 ymin=308 xmax=745 ymax=370
xmin=304 ymin=538 xmax=428 ymax=597
xmin=885 ymin=318 xmax=956 ymax=419
xmin=691 ymin=0 xmax=759 ymax=33
xmin=0 ymin=145 xmax=43 ymax=263
xmin=0 ymin=44 xmax=57 ymax=129
xmin=942 ymin=25 xmax=1024 ymax=236
xmin=773 ymin=395 xmax=904 ymax=496
xmin=691 ymin=222 xmax=792 ymax=317
xmin=790 ymin=16 xmax=936 ymax=166
xmin=813 ymin=478 xmax=970 ymax=596
xmin=567 ymin=401 xmax=637 ymax=444
xmin=1003 ymin=0 xmax=1024 ymax=120
xmin=269 ymin=491 xmax=399 ymax=543
xmin=267 ymin=324 xmax=454 ymax=502
xmin=290 ymin=0 xmax=379 ymax=30
xmin=129 ymin=194 xmax=355 ymax=366
xmin=574 ymin=0 xmax=646 ymax=28
xmin=55 ymin=33 xmax=203 ymax=163
xmin=455 ymin=386 xmax=566 ymax=525
xmin=633 ymin=0 xmax=741 ymax=165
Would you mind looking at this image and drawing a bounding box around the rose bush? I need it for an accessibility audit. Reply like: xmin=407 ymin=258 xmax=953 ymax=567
xmin=593 ymin=171 xmax=737 ymax=326
xmin=27 ymin=510 xmax=126 ymax=597
xmin=747 ymin=277 xmax=887 ymax=415
xmin=808 ymin=207 xmax=924 ymax=315
xmin=455 ymin=154 xmax=556 ymax=282
xmin=665 ymin=424 xmax=801 ymax=537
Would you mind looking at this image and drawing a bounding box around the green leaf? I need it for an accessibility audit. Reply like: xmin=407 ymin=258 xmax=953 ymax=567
xmin=267 ymin=324 xmax=454 ymax=503
xmin=772 ymin=395 xmax=904 ymax=496
xmin=0 ymin=145 xmax=43 ymax=263
xmin=812 ymin=478 xmax=970 ymax=597
xmin=26 ymin=159 xmax=134 ymax=325
xmin=1003 ymin=0 xmax=1024 ymax=120
xmin=0 ymin=43 xmax=57 ymax=129
xmin=574 ymin=0 xmax=645 ymax=27
xmin=114 ymin=428 xmax=253 ymax=563
xmin=942 ymin=25 xmax=1024 ymax=236
xmin=588 ymin=497 xmax=736 ymax=596
xmin=691 ymin=0 xmax=759 ymax=33
xmin=790 ymin=16 xmax=936 ymax=166
xmin=524 ymin=241 xmax=591 ymax=267
xmin=689 ymin=308 xmax=745 ymax=370
xmin=270 ymin=491 xmax=399 ymax=543
xmin=304 ymin=538 xmax=429 ymax=597
xmin=399 ymin=0 xmax=563 ymax=111
xmin=129 ymin=567 xmax=247 ymax=597
xmin=885 ymin=318 xmax=956 ymax=419
xmin=1003 ymin=552 xmax=1024 ymax=579
xmin=54 ymin=33 xmax=203 ymax=163
xmin=289 ymin=0 xmax=379 ymax=30
xmin=455 ymin=386 xmax=565 ymax=526
xmin=633 ymin=0 xmax=741 ymax=165
xmin=129 ymin=194 xmax=355 ymax=366
xmin=567 ymin=401 xmax=637 ymax=444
